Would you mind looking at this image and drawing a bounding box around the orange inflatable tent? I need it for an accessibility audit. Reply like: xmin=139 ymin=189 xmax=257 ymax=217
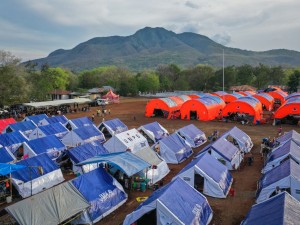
xmin=223 ymin=93 xmax=244 ymax=104
xmin=274 ymin=97 xmax=300 ymax=119
xmin=253 ymin=93 xmax=274 ymax=111
xmin=285 ymin=93 xmax=300 ymax=101
xmin=267 ymin=90 xmax=288 ymax=105
xmin=222 ymin=97 xmax=263 ymax=124
xmin=180 ymin=97 xmax=223 ymax=121
xmin=0 ymin=118 xmax=16 ymax=134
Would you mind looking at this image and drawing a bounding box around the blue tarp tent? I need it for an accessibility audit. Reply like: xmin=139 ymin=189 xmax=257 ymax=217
xmin=174 ymin=153 xmax=233 ymax=198
xmin=0 ymin=163 xmax=26 ymax=176
xmin=138 ymin=121 xmax=169 ymax=143
xmin=195 ymin=138 xmax=243 ymax=170
xmin=39 ymin=115 xmax=69 ymax=126
xmin=263 ymin=139 xmax=300 ymax=173
xmin=221 ymin=126 xmax=253 ymax=153
xmin=3 ymin=121 xmax=37 ymax=137
xmin=0 ymin=147 xmax=16 ymax=163
xmin=23 ymin=135 xmax=66 ymax=160
xmin=0 ymin=131 xmax=28 ymax=154
xmin=276 ymin=130 xmax=300 ymax=145
xmin=11 ymin=154 xmax=64 ymax=198
xmin=68 ymin=143 xmax=109 ymax=174
xmin=257 ymin=159 xmax=300 ymax=203
xmin=28 ymin=122 xmax=69 ymax=140
xmin=98 ymin=118 xmax=128 ymax=137
xmin=22 ymin=114 xmax=48 ymax=126
xmin=62 ymin=125 xmax=105 ymax=147
xmin=66 ymin=117 xmax=94 ymax=130
xmin=155 ymin=133 xmax=193 ymax=164
xmin=71 ymin=168 xmax=127 ymax=224
xmin=123 ymin=177 xmax=213 ymax=225
xmin=77 ymin=152 xmax=151 ymax=177
xmin=176 ymin=124 xmax=207 ymax=148
xmin=242 ymin=192 xmax=300 ymax=225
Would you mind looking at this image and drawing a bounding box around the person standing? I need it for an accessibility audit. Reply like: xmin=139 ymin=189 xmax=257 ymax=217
xmin=278 ymin=126 xmax=282 ymax=136
xmin=91 ymin=114 xmax=95 ymax=122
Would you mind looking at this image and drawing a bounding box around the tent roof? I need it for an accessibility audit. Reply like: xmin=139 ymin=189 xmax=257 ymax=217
xmin=27 ymin=135 xmax=66 ymax=154
xmin=260 ymin=159 xmax=300 ymax=189
xmin=100 ymin=118 xmax=128 ymax=135
xmin=68 ymin=143 xmax=108 ymax=164
xmin=242 ymin=192 xmax=300 ymax=225
xmin=12 ymin=154 xmax=59 ymax=182
xmin=221 ymin=126 xmax=250 ymax=143
xmin=134 ymin=147 xmax=162 ymax=166
xmin=125 ymin=177 xmax=212 ymax=225
xmin=284 ymin=96 xmax=300 ymax=105
xmin=139 ymin=121 xmax=169 ymax=141
xmin=177 ymin=124 xmax=205 ymax=140
xmin=6 ymin=182 xmax=90 ymax=225
xmin=159 ymin=133 xmax=191 ymax=153
xmin=23 ymin=114 xmax=48 ymax=125
xmin=7 ymin=121 xmax=37 ymax=132
xmin=45 ymin=115 xmax=68 ymax=124
xmin=236 ymin=96 xmax=261 ymax=108
xmin=0 ymin=118 xmax=16 ymax=133
xmin=0 ymin=147 xmax=15 ymax=163
xmin=23 ymin=98 xmax=91 ymax=108
xmin=102 ymin=89 xmax=119 ymax=98
xmin=254 ymin=93 xmax=274 ymax=102
xmin=276 ymin=130 xmax=300 ymax=144
xmin=201 ymin=95 xmax=225 ymax=105
xmin=0 ymin=163 xmax=26 ymax=176
xmin=213 ymin=91 xmax=227 ymax=96
xmin=73 ymin=125 xmax=105 ymax=141
xmin=38 ymin=122 xmax=68 ymax=136
xmin=286 ymin=92 xmax=300 ymax=101
xmin=177 ymin=95 xmax=191 ymax=102
xmin=267 ymin=139 xmax=300 ymax=163
xmin=211 ymin=138 xmax=239 ymax=161
xmin=0 ymin=131 xmax=28 ymax=148
xmin=159 ymin=98 xmax=177 ymax=108
xmin=69 ymin=117 xmax=94 ymax=128
xmin=77 ymin=152 xmax=151 ymax=177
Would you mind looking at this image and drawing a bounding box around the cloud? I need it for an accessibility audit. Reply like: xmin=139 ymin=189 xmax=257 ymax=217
xmin=211 ymin=32 xmax=232 ymax=46
xmin=185 ymin=1 xmax=199 ymax=9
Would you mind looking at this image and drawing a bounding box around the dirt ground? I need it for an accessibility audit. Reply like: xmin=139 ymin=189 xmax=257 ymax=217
xmin=2 ymin=97 xmax=299 ymax=225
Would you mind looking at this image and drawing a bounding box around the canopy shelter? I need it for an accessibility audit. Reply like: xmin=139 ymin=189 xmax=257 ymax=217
xmin=222 ymin=93 xmax=243 ymax=103
xmin=222 ymin=96 xmax=263 ymax=124
xmin=67 ymin=143 xmax=108 ymax=174
xmin=253 ymin=93 xmax=274 ymax=111
xmin=174 ymin=153 xmax=233 ymax=198
xmin=145 ymin=97 xmax=184 ymax=119
xmin=134 ymin=147 xmax=170 ymax=185
xmin=6 ymin=181 xmax=90 ymax=225
xmin=62 ymin=125 xmax=105 ymax=148
xmin=0 ymin=118 xmax=16 ymax=134
xmin=0 ymin=147 xmax=16 ymax=163
xmin=22 ymin=114 xmax=48 ymax=126
xmin=274 ymin=97 xmax=300 ymax=119
xmin=28 ymin=122 xmax=69 ymax=140
xmin=11 ymin=154 xmax=64 ymax=198
xmin=138 ymin=121 xmax=169 ymax=144
xmin=153 ymin=133 xmax=193 ymax=164
xmin=103 ymin=128 xmax=149 ymax=154
xmin=266 ymin=90 xmax=288 ymax=105
xmin=221 ymin=126 xmax=253 ymax=153
xmin=39 ymin=115 xmax=68 ymax=126
xmin=276 ymin=130 xmax=300 ymax=145
xmin=22 ymin=135 xmax=66 ymax=160
xmin=71 ymin=167 xmax=127 ymax=224
xmin=180 ymin=97 xmax=223 ymax=121
xmin=0 ymin=163 xmax=26 ymax=176
xmin=102 ymin=89 xmax=120 ymax=103
xmin=0 ymin=131 xmax=28 ymax=154
xmin=123 ymin=177 xmax=213 ymax=225
xmin=23 ymin=98 xmax=91 ymax=108
xmin=285 ymin=92 xmax=300 ymax=101
xmin=3 ymin=121 xmax=37 ymax=137
xmin=195 ymin=138 xmax=243 ymax=170
xmin=262 ymin=139 xmax=300 ymax=173
xmin=176 ymin=124 xmax=207 ymax=148
xmin=66 ymin=116 xmax=94 ymax=130
xmin=77 ymin=152 xmax=151 ymax=177
xmin=242 ymin=192 xmax=300 ymax=225
xmin=98 ymin=118 xmax=128 ymax=138
xmin=256 ymin=159 xmax=300 ymax=203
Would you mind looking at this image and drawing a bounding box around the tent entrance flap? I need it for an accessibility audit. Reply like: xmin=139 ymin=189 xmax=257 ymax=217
xmin=135 ymin=209 xmax=156 ymax=225
xmin=153 ymin=109 xmax=165 ymax=117
xmin=194 ymin=173 xmax=204 ymax=192
xmin=190 ymin=111 xmax=197 ymax=120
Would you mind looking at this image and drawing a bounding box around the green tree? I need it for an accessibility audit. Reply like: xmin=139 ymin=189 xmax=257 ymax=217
xmin=287 ymin=70 xmax=300 ymax=93
xmin=136 ymin=71 xmax=160 ymax=93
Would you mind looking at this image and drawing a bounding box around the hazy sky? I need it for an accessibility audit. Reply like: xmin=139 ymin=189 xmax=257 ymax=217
xmin=1 ymin=0 xmax=299 ymax=61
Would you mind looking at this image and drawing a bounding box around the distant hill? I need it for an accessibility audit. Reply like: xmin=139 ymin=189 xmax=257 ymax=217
xmin=27 ymin=27 xmax=300 ymax=71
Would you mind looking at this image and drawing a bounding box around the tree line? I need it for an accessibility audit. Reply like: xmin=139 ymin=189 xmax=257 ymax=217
xmin=0 ymin=50 xmax=299 ymax=107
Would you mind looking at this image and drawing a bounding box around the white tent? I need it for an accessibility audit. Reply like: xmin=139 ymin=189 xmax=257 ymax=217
xmin=138 ymin=121 xmax=169 ymax=143
xmin=134 ymin=147 xmax=170 ymax=185
xmin=104 ymin=128 xmax=149 ymax=154
xmin=28 ymin=122 xmax=69 ymax=140
xmin=174 ymin=153 xmax=233 ymax=198
xmin=176 ymin=124 xmax=207 ymax=148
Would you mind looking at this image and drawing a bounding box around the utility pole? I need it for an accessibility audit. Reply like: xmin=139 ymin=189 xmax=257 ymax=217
xmin=223 ymin=49 xmax=225 ymax=92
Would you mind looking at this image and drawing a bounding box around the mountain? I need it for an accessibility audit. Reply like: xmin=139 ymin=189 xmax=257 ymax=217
xmin=28 ymin=27 xmax=300 ymax=71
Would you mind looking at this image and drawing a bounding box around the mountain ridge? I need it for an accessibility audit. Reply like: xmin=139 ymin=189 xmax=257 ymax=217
xmin=28 ymin=27 xmax=300 ymax=71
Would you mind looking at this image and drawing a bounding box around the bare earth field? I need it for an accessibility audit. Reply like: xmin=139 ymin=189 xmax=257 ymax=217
xmin=4 ymin=97 xmax=299 ymax=225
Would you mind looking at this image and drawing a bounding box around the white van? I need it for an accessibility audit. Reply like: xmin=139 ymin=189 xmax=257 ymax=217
xmin=97 ymin=99 xmax=109 ymax=106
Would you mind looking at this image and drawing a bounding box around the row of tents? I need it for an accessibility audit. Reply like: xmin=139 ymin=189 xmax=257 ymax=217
xmin=240 ymin=130 xmax=300 ymax=224
xmin=145 ymin=90 xmax=300 ymax=124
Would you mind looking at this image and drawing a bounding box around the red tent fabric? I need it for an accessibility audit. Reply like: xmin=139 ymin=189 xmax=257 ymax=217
xmin=274 ymin=97 xmax=300 ymax=119
xmin=0 ymin=118 xmax=16 ymax=134
xmin=102 ymin=89 xmax=119 ymax=103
